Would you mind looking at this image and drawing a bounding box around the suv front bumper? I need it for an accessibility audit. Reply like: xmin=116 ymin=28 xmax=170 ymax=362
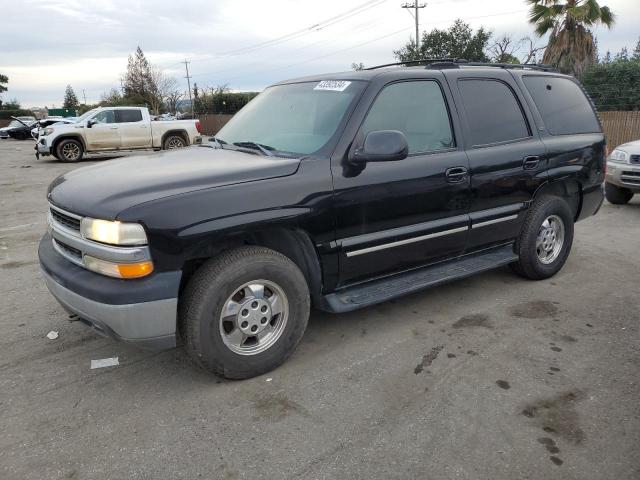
xmin=606 ymin=161 xmax=640 ymax=192
xmin=35 ymin=137 xmax=52 ymax=158
xmin=39 ymin=233 xmax=181 ymax=350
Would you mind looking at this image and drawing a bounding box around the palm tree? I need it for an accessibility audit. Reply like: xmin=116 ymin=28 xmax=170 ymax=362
xmin=528 ymin=0 xmax=614 ymax=77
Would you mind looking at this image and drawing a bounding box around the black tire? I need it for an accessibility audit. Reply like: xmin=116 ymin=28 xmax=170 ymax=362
xmin=163 ymin=134 xmax=186 ymax=150
xmin=604 ymin=182 xmax=634 ymax=205
xmin=55 ymin=138 xmax=83 ymax=162
xmin=180 ymin=246 xmax=310 ymax=379
xmin=511 ymin=196 xmax=574 ymax=280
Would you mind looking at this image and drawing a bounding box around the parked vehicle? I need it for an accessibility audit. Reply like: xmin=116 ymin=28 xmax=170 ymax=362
xmin=0 ymin=116 xmax=36 ymax=139
xmin=605 ymin=139 xmax=640 ymax=204
xmin=39 ymin=61 xmax=605 ymax=379
xmin=35 ymin=106 xmax=203 ymax=162
xmin=31 ymin=117 xmax=77 ymax=139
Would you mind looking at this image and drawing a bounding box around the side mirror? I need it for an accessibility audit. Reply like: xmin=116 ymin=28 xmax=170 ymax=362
xmin=349 ymin=130 xmax=409 ymax=164
xmin=86 ymin=119 xmax=97 ymax=128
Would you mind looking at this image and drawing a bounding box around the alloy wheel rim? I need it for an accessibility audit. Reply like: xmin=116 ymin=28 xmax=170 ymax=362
xmin=62 ymin=143 xmax=80 ymax=160
xmin=167 ymin=138 xmax=184 ymax=149
xmin=219 ymin=280 xmax=289 ymax=355
xmin=536 ymin=215 xmax=565 ymax=264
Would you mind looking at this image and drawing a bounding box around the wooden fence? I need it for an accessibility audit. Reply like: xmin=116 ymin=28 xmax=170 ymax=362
xmin=599 ymin=111 xmax=640 ymax=150
xmin=196 ymin=114 xmax=234 ymax=136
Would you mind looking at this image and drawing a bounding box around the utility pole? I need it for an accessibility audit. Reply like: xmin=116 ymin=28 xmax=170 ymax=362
xmin=182 ymin=59 xmax=194 ymax=119
xmin=82 ymin=89 xmax=87 ymax=105
xmin=401 ymin=2 xmax=426 ymax=51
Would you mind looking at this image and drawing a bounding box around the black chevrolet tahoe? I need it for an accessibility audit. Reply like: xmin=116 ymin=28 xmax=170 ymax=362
xmin=39 ymin=61 xmax=605 ymax=379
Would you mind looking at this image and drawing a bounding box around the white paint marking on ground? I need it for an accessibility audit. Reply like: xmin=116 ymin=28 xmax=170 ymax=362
xmin=90 ymin=357 xmax=120 ymax=369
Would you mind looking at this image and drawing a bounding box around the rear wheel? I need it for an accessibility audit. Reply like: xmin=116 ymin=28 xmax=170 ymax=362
xmin=511 ymin=196 xmax=574 ymax=280
xmin=180 ymin=246 xmax=310 ymax=379
xmin=55 ymin=138 xmax=83 ymax=162
xmin=604 ymin=182 xmax=634 ymax=205
xmin=163 ymin=135 xmax=186 ymax=150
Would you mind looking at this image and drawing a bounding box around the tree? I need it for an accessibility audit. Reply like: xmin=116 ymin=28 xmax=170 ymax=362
xmin=63 ymin=85 xmax=79 ymax=109
xmin=582 ymin=59 xmax=640 ymax=111
xmin=0 ymin=73 xmax=7 ymax=95
xmin=166 ymin=90 xmax=184 ymax=114
xmin=633 ymin=37 xmax=640 ymax=61
xmin=351 ymin=62 xmax=365 ymax=71
xmin=528 ymin=0 xmax=615 ymax=77
xmin=122 ymin=46 xmax=157 ymax=104
xmin=615 ymin=46 xmax=629 ymax=62
xmin=394 ymin=19 xmax=491 ymax=63
xmin=520 ymin=36 xmax=547 ymax=63
xmin=489 ymin=35 xmax=521 ymax=63
xmin=146 ymin=66 xmax=178 ymax=115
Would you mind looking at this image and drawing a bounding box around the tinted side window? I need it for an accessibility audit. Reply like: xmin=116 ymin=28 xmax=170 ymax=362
xmin=458 ymin=79 xmax=530 ymax=146
xmin=92 ymin=110 xmax=115 ymax=124
xmin=523 ymin=76 xmax=601 ymax=135
xmin=116 ymin=109 xmax=143 ymax=123
xmin=361 ymin=81 xmax=454 ymax=154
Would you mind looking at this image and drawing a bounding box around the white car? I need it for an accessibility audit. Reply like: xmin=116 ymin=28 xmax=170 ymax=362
xmin=605 ymin=140 xmax=640 ymax=204
xmin=35 ymin=106 xmax=203 ymax=162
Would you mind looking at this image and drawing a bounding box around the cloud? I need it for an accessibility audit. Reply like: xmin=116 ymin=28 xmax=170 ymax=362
xmin=2 ymin=0 xmax=637 ymax=107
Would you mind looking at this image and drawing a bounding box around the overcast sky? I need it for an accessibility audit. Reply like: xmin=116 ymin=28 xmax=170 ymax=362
xmin=1 ymin=0 xmax=638 ymax=107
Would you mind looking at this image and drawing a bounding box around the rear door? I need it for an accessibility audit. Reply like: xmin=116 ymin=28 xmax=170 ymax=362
xmin=445 ymin=70 xmax=548 ymax=253
xmin=115 ymin=109 xmax=151 ymax=148
xmin=331 ymin=76 xmax=471 ymax=286
xmin=84 ymin=109 xmax=120 ymax=150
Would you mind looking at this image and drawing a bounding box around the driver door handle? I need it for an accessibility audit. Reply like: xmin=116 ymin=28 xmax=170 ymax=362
xmin=523 ymin=155 xmax=540 ymax=170
xmin=445 ymin=166 xmax=468 ymax=183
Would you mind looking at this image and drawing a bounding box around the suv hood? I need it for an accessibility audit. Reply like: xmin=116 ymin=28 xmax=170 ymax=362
xmin=48 ymin=146 xmax=301 ymax=219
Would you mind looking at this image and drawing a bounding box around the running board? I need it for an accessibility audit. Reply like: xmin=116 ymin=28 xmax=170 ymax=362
xmin=322 ymin=244 xmax=518 ymax=313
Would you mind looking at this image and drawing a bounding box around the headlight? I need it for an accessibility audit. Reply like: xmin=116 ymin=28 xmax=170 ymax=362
xmin=43 ymin=127 xmax=54 ymax=136
xmin=80 ymin=218 xmax=148 ymax=246
xmin=609 ymin=149 xmax=628 ymax=163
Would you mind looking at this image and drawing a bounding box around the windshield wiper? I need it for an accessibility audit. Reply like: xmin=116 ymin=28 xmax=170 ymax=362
xmin=207 ymin=137 xmax=227 ymax=149
xmin=232 ymin=141 xmax=275 ymax=157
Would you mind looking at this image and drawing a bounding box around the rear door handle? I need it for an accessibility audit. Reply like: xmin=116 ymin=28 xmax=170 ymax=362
xmin=445 ymin=166 xmax=468 ymax=183
xmin=523 ymin=155 xmax=540 ymax=170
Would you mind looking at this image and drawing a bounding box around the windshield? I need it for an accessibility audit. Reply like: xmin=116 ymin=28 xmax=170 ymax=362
xmin=7 ymin=120 xmax=22 ymax=128
xmin=216 ymin=80 xmax=364 ymax=155
xmin=75 ymin=109 xmax=98 ymax=123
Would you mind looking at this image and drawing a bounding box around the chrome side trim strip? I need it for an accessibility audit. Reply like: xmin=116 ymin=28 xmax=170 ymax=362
xmin=471 ymin=214 xmax=518 ymax=229
xmin=345 ymin=226 xmax=468 ymax=257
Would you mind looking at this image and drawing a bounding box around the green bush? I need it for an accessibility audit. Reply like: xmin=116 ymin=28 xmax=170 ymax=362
xmin=582 ymin=60 xmax=640 ymax=111
xmin=195 ymin=92 xmax=259 ymax=114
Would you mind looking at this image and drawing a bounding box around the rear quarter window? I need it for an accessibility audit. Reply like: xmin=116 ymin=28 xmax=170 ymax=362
xmin=116 ymin=109 xmax=143 ymax=123
xmin=522 ymin=76 xmax=601 ymax=135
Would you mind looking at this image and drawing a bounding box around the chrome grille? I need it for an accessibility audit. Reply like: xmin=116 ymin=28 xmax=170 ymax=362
xmin=54 ymin=239 xmax=82 ymax=260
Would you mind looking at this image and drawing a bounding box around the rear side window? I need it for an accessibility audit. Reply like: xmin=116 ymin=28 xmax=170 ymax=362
xmin=116 ymin=109 xmax=143 ymax=123
xmin=361 ymin=80 xmax=454 ymax=154
xmin=458 ymin=79 xmax=530 ymax=146
xmin=522 ymin=76 xmax=601 ymax=135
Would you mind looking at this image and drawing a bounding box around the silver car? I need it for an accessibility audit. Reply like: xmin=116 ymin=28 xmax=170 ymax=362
xmin=606 ymin=140 xmax=640 ymax=204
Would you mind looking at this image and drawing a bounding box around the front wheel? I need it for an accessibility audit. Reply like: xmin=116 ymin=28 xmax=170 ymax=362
xmin=55 ymin=138 xmax=83 ymax=162
xmin=180 ymin=246 xmax=310 ymax=379
xmin=511 ymin=196 xmax=574 ymax=280
xmin=604 ymin=182 xmax=634 ymax=205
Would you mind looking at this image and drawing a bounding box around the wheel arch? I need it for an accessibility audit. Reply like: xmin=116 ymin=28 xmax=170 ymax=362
xmin=179 ymin=227 xmax=324 ymax=307
xmin=52 ymin=134 xmax=86 ymax=153
xmin=532 ymin=178 xmax=582 ymax=220
xmin=161 ymin=129 xmax=189 ymax=148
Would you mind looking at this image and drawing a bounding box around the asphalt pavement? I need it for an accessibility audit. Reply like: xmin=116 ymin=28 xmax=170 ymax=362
xmin=1 ymin=138 xmax=639 ymax=480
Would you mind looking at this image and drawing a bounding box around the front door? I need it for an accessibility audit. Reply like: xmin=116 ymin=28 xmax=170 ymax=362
xmin=115 ymin=109 xmax=151 ymax=148
xmin=85 ymin=109 xmax=120 ymax=150
xmin=446 ymin=71 xmax=548 ymax=252
xmin=332 ymin=78 xmax=471 ymax=286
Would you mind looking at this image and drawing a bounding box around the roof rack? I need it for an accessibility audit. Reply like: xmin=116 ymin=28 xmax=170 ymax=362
xmin=365 ymin=58 xmax=556 ymax=72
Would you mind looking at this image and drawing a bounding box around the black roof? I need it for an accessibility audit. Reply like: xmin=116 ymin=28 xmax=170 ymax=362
xmin=277 ymin=60 xmax=566 ymax=86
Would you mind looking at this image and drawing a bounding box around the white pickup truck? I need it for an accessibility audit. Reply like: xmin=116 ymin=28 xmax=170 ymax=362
xmin=35 ymin=106 xmax=203 ymax=162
